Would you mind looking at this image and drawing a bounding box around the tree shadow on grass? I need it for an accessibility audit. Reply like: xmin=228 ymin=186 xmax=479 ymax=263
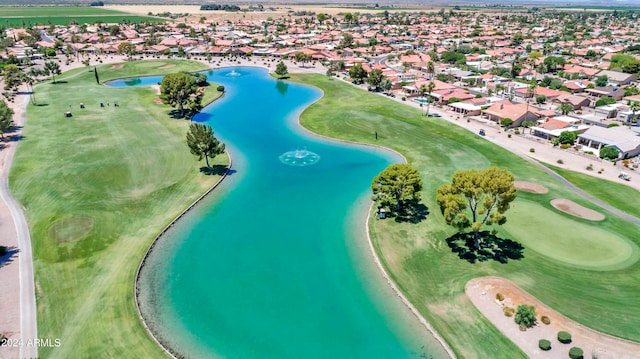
xmin=199 ymin=165 xmax=235 ymax=176
xmin=446 ymin=231 xmax=524 ymax=264
xmin=394 ymin=203 xmax=429 ymax=224
xmin=51 ymin=81 xmax=68 ymax=85
xmin=168 ymin=109 xmax=189 ymax=119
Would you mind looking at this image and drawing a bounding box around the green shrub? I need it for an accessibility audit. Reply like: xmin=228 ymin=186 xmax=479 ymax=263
xmin=529 ymin=148 xmax=535 ymax=153
xmin=569 ymin=346 xmax=583 ymax=359
xmin=541 ymin=315 xmax=551 ymax=325
xmin=558 ymin=331 xmax=572 ymax=344
xmin=514 ymin=129 xmax=520 ymax=135
xmin=599 ymin=147 xmax=620 ymax=160
xmin=514 ymin=304 xmax=537 ymax=329
xmin=557 ymin=159 xmax=564 ymax=164
xmin=587 ymin=164 xmax=594 ymax=171
xmin=560 ymin=143 xmax=571 ymax=149
xmin=538 ymin=339 xmax=551 ymax=351
xmin=496 ymin=293 xmax=504 ymax=301
xmin=402 ymin=96 xmax=406 ymax=101
xmin=216 ymin=85 xmax=225 ymax=92
xmin=503 ymin=307 xmax=515 ymax=317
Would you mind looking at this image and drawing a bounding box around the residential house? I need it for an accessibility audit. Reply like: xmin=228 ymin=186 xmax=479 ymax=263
xmin=595 ymin=70 xmax=637 ymax=86
xmin=482 ymin=101 xmax=539 ymax=127
xmin=578 ymin=126 xmax=640 ymax=159
xmin=530 ymin=116 xmax=589 ymax=141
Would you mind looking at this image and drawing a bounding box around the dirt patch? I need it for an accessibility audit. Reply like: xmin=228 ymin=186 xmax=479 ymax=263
xmin=514 ymin=181 xmax=548 ymax=194
xmin=110 ymin=63 xmax=124 ymax=69
xmin=157 ymin=64 xmax=176 ymax=69
xmin=48 ymin=216 xmax=94 ymax=242
xmin=466 ymin=276 xmax=640 ymax=359
xmin=153 ymin=98 xmax=163 ymax=105
xmin=550 ymin=198 xmax=605 ymax=221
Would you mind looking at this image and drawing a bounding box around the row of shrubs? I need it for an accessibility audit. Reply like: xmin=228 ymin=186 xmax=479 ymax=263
xmin=539 ymin=332 xmax=583 ymax=358
xmin=497 ymin=293 xmax=550 ymax=326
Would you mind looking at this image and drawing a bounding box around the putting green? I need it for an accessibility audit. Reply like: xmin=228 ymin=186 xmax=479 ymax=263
xmin=505 ymin=200 xmax=639 ymax=270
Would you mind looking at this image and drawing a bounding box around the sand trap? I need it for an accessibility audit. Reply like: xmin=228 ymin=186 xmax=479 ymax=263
xmin=466 ymin=276 xmax=640 ymax=359
xmin=514 ymin=181 xmax=548 ymax=194
xmin=158 ymin=64 xmax=176 ymax=69
xmin=551 ymin=198 xmax=605 ymax=221
xmin=110 ymin=64 xmax=124 ymax=69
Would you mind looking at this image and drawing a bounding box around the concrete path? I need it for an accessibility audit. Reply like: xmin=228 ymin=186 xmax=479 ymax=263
xmin=0 ymin=96 xmax=38 ymax=359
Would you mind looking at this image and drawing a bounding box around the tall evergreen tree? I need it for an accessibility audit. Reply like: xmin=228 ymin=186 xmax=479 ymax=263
xmin=186 ymin=123 xmax=225 ymax=169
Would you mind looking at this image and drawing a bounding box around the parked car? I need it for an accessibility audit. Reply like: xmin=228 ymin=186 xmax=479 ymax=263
xmin=479 ymin=129 xmax=486 ymax=136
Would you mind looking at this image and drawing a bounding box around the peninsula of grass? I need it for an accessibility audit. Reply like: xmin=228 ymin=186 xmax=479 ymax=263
xmin=10 ymin=59 xmax=226 ymax=358
xmin=290 ymin=73 xmax=640 ymax=358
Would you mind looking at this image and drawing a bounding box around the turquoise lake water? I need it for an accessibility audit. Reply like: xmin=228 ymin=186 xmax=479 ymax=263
xmin=129 ymin=68 xmax=448 ymax=358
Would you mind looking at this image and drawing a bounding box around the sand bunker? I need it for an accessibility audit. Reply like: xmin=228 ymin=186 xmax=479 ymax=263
xmin=158 ymin=64 xmax=176 ymax=69
xmin=110 ymin=64 xmax=124 ymax=69
xmin=514 ymin=181 xmax=548 ymax=194
xmin=551 ymin=198 xmax=605 ymax=221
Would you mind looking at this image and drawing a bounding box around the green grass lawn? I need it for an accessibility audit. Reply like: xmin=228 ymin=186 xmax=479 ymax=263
xmin=291 ymin=74 xmax=640 ymax=358
xmin=0 ymin=6 xmax=128 ymax=16
xmin=549 ymin=164 xmax=640 ymax=219
xmin=10 ymin=60 xmax=226 ymax=358
xmin=0 ymin=6 xmax=161 ymax=26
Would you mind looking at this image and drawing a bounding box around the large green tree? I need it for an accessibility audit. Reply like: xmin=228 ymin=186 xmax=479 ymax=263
xmin=371 ymin=164 xmax=423 ymax=214
xmin=436 ymin=166 xmax=516 ymax=249
xmin=186 ymin=122 xmax=225 ymax=169
xmin=0 ymin=100 xmax=15 ymax=140
xmin=366 ymin=69 xmax=384 ymax=90
xmin=117 ymin=41 xmax=136 ymax=61
xmin=348 ymin=63 xmax=367 ymax=84
xmin=2 ymin=64 xmax=23 ymax=97
xmin=275 ymin=61 xmax=288 ymax=78
xmin=160 ymin=72 xmax=198 ymax=116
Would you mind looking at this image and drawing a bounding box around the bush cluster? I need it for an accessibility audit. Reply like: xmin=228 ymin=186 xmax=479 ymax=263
xmin=569 ymin=347 xmax=584 ymax=359
xmin=538 ymin=339 xmax=551 ymax=351
xmin=514 ymin=304 xmax=537 ymax=329
xmin=558 ymin=331 xmax=572 ymax=344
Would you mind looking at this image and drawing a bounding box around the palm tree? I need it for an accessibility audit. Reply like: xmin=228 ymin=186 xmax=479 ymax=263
xmin=44 ymin=61 xmax=61 ymax=83
xmin=425 ymin=81 xmax=436 ymax=117
xmin=558 ymin=103 xmax=573 ymax=116
xmin=22 ymin=73 xmax=36 ymax=105
xmin=419 ymin=83 xmax=428 ymax=115
xmin=426 ymin=60 xmax=435 ymax=80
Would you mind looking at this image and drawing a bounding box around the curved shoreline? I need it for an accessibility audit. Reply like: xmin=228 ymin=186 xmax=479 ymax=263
xmin=290 ymin=77 xmax=455 ymax=358
xmin=134 ymin=152 xmax=233 ymax=359
xmin=364 ymin=205 xmax=457 ymax=359
xmin=134 ymin=68 xmax=452 ymax=358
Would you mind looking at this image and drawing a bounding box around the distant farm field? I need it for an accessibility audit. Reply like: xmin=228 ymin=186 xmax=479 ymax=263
xmin=0 ymin=6 xmax=164 ymax=26
xmin=0 ymin=6 xmax=125 ymax=16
